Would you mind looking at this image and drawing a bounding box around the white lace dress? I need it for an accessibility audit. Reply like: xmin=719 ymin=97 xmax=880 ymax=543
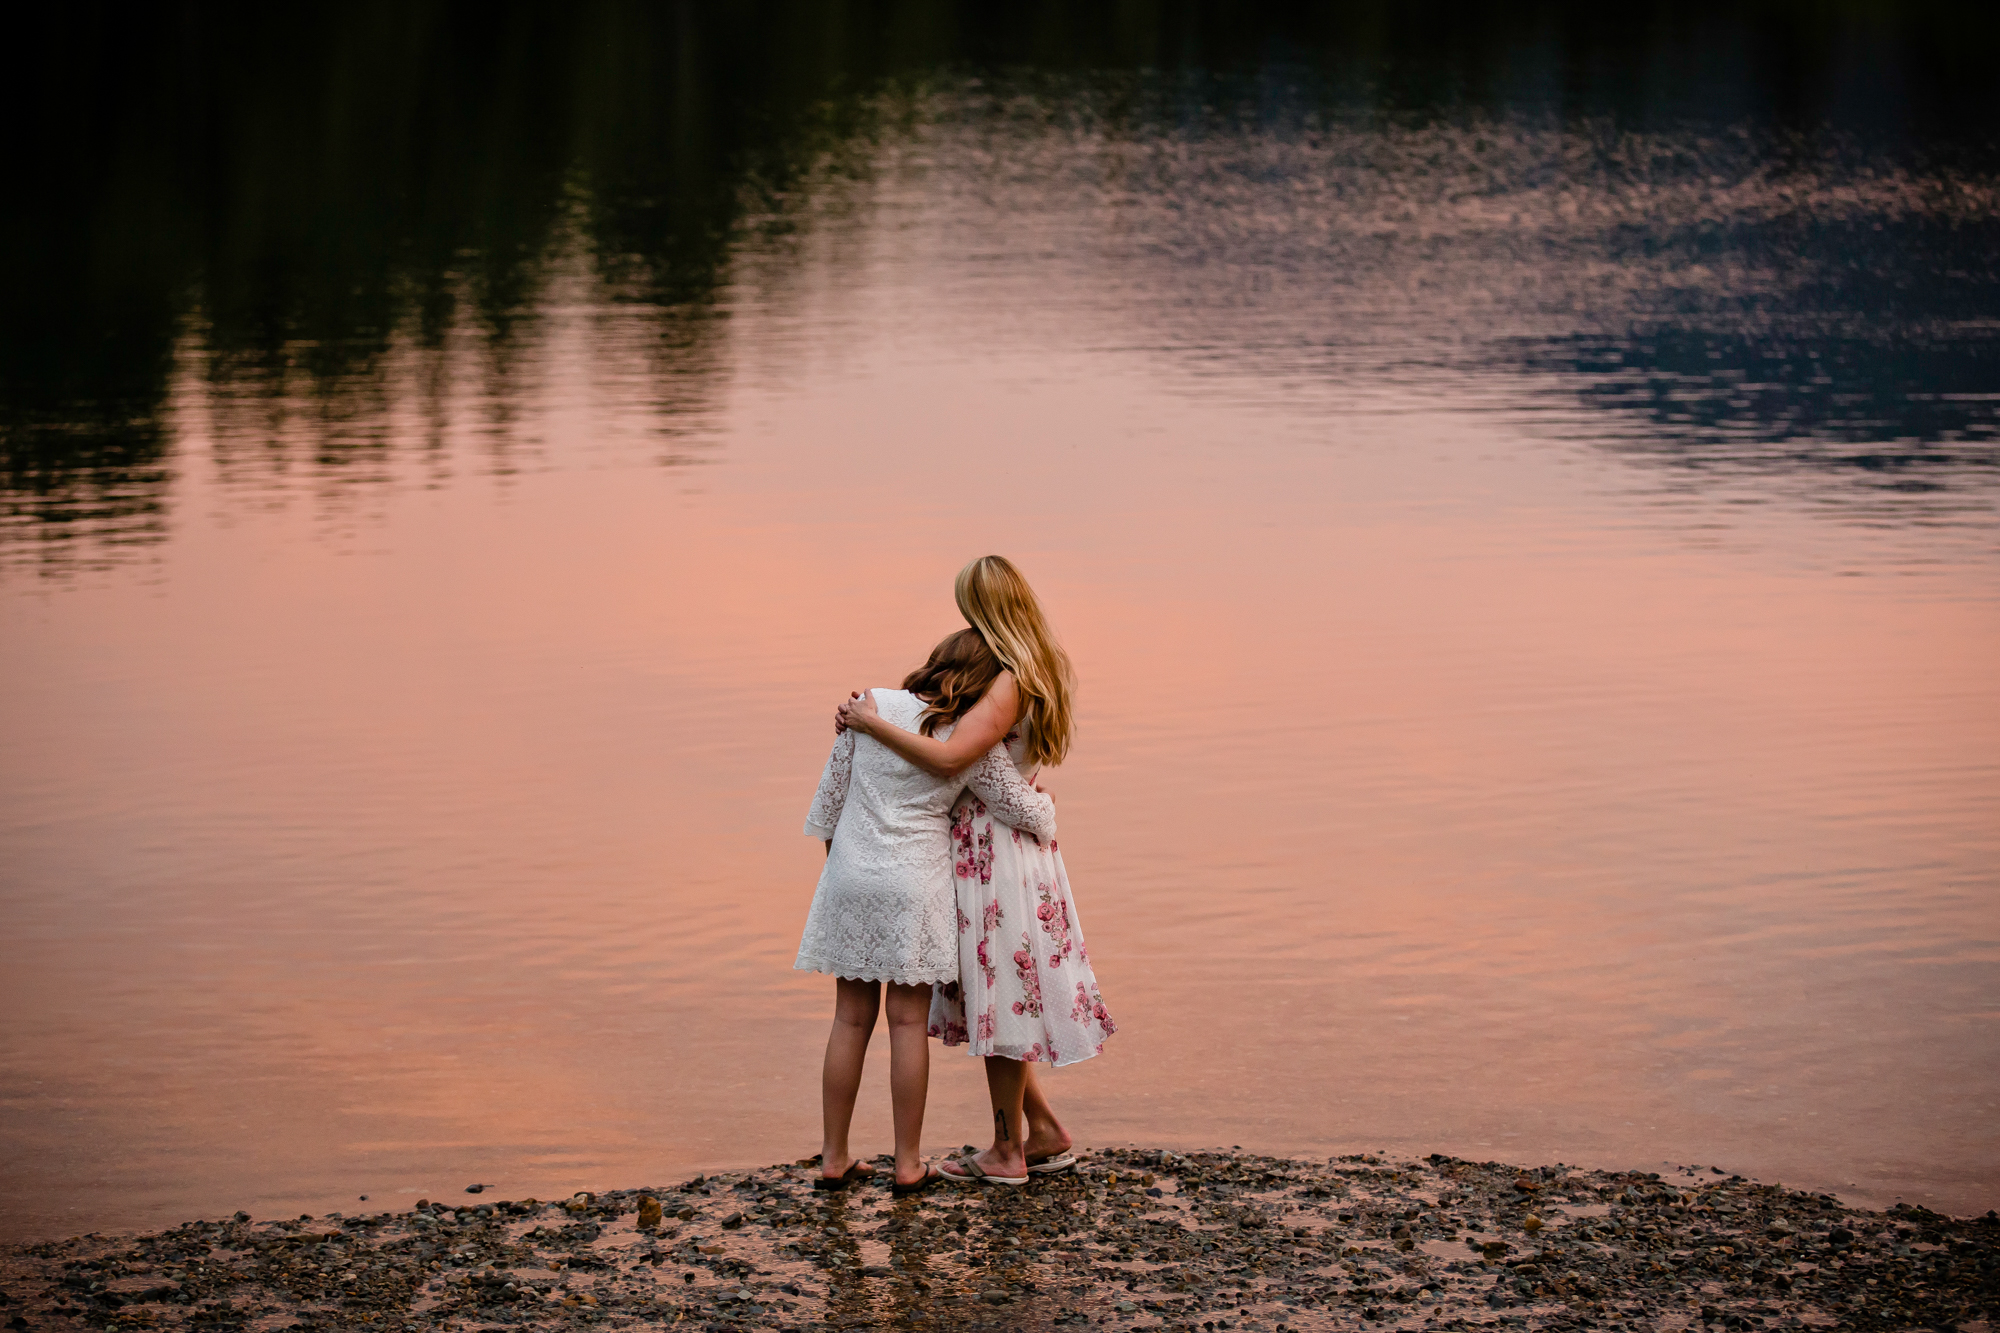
xmin=928 ymin=731 xmax=1117 ymax=1066
xmin=796 ymin=689 xmax=1057 ymax=986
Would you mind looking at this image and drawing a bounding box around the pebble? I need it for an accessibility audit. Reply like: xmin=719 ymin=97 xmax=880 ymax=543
xmin=4 ymin=1150 xmax=1994 ymax=1332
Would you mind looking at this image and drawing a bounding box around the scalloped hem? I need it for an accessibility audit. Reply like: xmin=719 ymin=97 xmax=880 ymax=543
xmin=793 ymin=956 xmax=956 ymax=987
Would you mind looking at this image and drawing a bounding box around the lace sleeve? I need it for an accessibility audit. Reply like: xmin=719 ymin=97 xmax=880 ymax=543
xmin=963 ymin=744 xmax=1057 ymax=842
xmin=804 ymin=730 xmax=856 ymax=839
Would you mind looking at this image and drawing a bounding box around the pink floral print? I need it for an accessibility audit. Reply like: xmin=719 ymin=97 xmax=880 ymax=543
xmin=1010 ymin=933 xmax=1045 ymax=1018
xmin=928 ymin=981 xmax=967 ymax=1043
xmin=1070 ymin=981 xmax=1116 ymax=1033
xmin=950 ymin=800 xmax=994 ymax=885
xmin=1036 ymin=882 xmax=1073 ymax=967
xmin=926 ymin=755 xmax=1116 ymax=1067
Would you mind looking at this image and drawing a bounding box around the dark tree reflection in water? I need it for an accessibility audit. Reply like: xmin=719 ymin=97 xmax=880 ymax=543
xmin=1 ymin=1 xmax=1995 ymax=569
xmin=0 ymin=3 xmax=869 ymax=566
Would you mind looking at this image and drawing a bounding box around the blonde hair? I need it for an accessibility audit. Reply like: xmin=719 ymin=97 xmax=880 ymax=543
xmin=954 ymin=555 xmax=1076 ymax=767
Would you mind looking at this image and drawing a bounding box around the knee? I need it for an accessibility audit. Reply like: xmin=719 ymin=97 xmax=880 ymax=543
xmin=883 ymin=982 xmax=930 ymax=1027
xmin=833 ymin=1000 xmax=880 ymax=1031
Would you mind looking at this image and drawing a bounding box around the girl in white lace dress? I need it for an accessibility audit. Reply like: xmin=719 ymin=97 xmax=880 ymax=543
xmin=837 ymin=555 xmax=1114 ymax=1187
xmin=798 ymin=630 xmax=1056 ymax=1195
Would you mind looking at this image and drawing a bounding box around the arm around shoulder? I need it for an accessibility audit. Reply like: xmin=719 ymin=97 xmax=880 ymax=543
xmin=842 ymin=673 xmax=1020 ymax=779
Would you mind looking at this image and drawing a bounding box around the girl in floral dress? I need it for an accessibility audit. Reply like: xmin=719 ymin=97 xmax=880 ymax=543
xmin=836 ymin=555 xmax=1114 ymax=1186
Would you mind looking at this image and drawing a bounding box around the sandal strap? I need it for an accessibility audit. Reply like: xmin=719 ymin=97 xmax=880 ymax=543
xmin=893 ymin=1166 xmax=942 ymax=1193
xmin=815 ymin=1159 xmax=873 ymax=1188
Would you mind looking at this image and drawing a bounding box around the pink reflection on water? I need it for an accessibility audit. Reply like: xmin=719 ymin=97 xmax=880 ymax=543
xmin=3 ymin=321 xmax=1998 ymax=1245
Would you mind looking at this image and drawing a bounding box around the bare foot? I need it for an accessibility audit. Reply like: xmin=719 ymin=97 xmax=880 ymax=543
xmin=818 ymin=1156 xmax=876 ymax=1187
xmin=1024 ymin=1128 xmax=1073 ymax=1164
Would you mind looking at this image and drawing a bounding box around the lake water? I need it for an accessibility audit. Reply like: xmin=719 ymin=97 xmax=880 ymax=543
xmin=3 ymin=8 xmax=1997 ymax=1242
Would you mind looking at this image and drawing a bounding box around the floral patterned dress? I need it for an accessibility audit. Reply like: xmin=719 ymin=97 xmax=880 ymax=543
xmin=928 ymin=731 xmax=1116 ymax=1065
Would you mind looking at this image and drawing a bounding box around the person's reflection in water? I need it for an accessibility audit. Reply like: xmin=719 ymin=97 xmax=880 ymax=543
xmin=881 ymin=1195 xmax=943 ymax=1327
xmin=817 ymin=1188 xmax=874 ymax=1328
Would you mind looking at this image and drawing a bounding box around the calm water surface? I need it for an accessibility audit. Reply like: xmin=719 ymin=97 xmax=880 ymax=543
xmin=4 ymin=20 xmax=1998 ymax=1241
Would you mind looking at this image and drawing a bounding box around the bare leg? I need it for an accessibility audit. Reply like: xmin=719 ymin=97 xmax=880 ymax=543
xmin=883 ymin=981 xmax=934 ymax=1187
xmin=1019 ymin=1063 xmax=1073 ymax=1163
xmin=964 ymin=1056 xmax=1031 ymax=1178
xmin=821 ymin=978 xmax=881 ymax=1180
xmin=942 ymin=1059 xmax=1075 ymax=1181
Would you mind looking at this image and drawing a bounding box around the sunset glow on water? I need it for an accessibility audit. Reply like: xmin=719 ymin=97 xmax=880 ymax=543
xmin=3 ymin=10 xmax=1996 ymax=1242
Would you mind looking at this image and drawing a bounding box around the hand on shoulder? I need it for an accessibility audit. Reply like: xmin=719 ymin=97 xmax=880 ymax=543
xmin=836 ymin=689 xmax=878 ymax=736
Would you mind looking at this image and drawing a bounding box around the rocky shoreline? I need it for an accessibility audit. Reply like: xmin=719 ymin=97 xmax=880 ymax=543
xmin=5 ymin=1149 xmax=1995 ymax=1333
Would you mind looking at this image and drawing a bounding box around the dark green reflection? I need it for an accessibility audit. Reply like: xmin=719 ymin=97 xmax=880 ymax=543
xmin=1 ymin=2 xmax=894 ymax=566
xmin=2 ymin=2 xmax=1994 ymax=567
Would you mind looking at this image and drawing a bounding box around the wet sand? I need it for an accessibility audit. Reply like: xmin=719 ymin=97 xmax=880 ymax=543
xmin=5 ymin=1149 xmax=1993 ymax=1333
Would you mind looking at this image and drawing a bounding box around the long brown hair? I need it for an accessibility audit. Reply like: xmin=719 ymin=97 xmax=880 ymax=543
xmin=902 ymin=628 xmax=1004 ymax=738
xmin=955 ymin=555 xmax=1075 ymax=766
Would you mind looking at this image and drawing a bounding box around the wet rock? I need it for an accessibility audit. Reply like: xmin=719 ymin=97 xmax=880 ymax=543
xmin=6 ymin=1150 xmax=1996 ymax=1333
